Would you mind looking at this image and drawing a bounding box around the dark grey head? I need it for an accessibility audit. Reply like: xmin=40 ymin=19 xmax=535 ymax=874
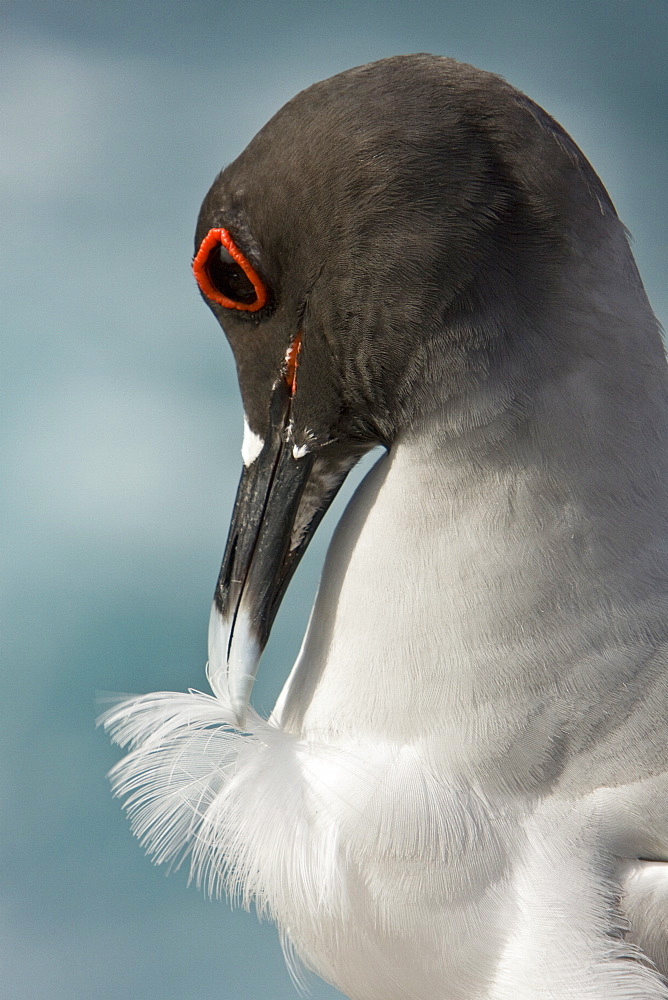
xmin=196 ymin=54 xmax=622 ymax=723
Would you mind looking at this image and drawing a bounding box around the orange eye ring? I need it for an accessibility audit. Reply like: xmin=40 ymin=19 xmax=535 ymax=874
xmin=193 ymin=228 xmax=268 ymax=312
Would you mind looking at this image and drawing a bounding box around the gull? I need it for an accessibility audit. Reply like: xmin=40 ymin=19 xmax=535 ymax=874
xmin=102 ymin=55 xmax=668 ymax=1000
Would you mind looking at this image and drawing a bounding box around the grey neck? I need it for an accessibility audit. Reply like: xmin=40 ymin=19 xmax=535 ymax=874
xmin=274 ymin=224 xmax=668 ymax=787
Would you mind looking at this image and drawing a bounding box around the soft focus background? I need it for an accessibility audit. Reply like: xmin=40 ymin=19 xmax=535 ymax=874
xmin=2 ymin=1 xmax=667 ymax=998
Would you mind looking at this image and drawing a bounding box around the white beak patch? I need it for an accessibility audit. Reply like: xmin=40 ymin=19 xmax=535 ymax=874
xmin=241 ymin=415 xmax=265 ymax=467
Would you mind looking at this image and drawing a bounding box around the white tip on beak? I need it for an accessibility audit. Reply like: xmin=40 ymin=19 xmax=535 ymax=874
xmin=207 ymin=601 xmax=230 ymax=701
xmin=207 ymin=601 xmax=261 ymax=729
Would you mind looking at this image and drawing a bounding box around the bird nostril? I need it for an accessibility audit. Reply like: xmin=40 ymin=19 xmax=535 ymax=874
xmin=222 ymin=533 xmax=238 ymax=592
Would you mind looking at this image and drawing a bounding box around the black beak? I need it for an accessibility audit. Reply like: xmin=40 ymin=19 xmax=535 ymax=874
xmin=207 ymin=361 xmax=356 ymax=726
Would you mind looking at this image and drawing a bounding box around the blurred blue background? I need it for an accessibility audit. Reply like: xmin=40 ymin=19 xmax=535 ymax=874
xmin=2 ymin=1 xmax=666 ymax=997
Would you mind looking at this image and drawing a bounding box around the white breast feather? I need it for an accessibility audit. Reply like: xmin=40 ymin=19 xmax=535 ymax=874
xmin=100 ymin=671 xmax=516 ymax=995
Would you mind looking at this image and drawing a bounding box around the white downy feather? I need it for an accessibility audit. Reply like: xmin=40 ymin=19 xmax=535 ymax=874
xmin=100 ymin=669 xmax=668 ymax=1000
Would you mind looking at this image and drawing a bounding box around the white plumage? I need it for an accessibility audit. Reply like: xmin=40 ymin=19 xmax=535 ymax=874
xmin=103 ymin=404 xmax=668 ymax=998
xmin=103 ymin=55 xmax=668 ymax=1000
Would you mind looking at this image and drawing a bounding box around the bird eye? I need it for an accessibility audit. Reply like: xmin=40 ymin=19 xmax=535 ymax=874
xmin=206 ymin=244 xmax=257 ymax=304
xmin=193 ymin=228 xmax=268 ymax=312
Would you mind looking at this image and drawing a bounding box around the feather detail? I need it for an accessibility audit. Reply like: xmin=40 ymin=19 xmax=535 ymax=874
xmin=100 ymin=674 xmax=668 ymax=1000
xmin=101 ymin=680 xmax=346 ymax=916
xmin=99 ymin=669 xmax=512 ymax=986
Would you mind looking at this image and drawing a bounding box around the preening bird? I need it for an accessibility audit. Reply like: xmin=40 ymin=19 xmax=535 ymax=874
xmin=103 ymin=55 xmax=668 ymax=1000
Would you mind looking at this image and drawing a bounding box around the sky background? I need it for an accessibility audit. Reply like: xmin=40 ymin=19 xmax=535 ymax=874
xmin=2 ymin=1 xmax=667 ymax=998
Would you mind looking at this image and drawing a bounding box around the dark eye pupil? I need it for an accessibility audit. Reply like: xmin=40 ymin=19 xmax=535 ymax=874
xmin=205 ymin=246 xmax=257 ymax=305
